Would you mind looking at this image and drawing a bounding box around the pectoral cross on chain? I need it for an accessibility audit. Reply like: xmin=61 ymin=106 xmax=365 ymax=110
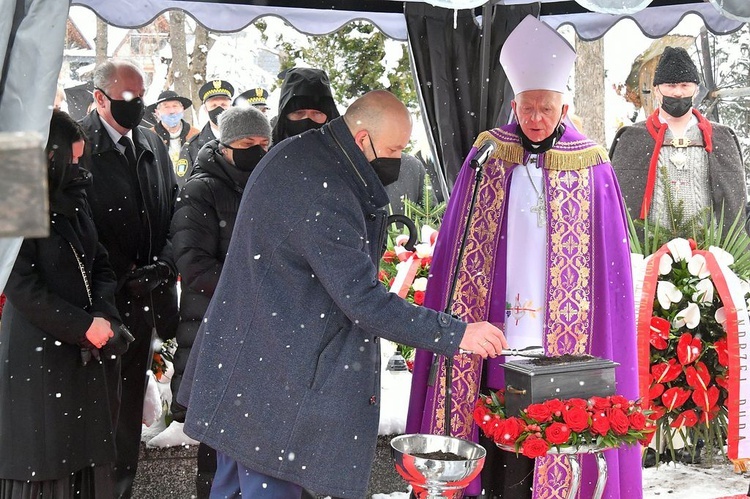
xmin=530 ymin=196 xmax=546 ymax=227
xmin=524 ymin=157 xmax=546 ymax=228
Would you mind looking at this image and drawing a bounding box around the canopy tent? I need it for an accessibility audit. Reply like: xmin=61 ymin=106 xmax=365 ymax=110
xmin=72 ymin=0 xmax=744 ymax=42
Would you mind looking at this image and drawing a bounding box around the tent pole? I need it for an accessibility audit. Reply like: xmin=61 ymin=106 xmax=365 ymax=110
xmin=478 ymin=1 xmax=492 ymax=129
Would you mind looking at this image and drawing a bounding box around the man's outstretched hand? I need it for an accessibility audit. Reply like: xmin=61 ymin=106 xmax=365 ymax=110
xmin=459 ymin=321 xmax=509 ymax=359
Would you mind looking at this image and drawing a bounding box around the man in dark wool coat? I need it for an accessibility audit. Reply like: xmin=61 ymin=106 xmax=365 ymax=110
xmin=80 ymin=60 xmax=179 ymax=498
xmin=178 ymin=90 xmax=508 ymax=499
xmin=610 ymin=46 xmax=747 ymax=234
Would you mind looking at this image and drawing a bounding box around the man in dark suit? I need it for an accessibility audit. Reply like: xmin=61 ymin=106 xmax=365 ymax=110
xmin=80 ymin=59 xmax=179 ymax=498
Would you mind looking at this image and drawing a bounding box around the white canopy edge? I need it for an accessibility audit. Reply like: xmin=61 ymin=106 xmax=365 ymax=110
xmin=72 ymin=0 xmax=411 ymax=40
xmin=544 ymin=3 xmax=744 ymax=41
xmin=73 ymin=0 xmax=744 ymax=42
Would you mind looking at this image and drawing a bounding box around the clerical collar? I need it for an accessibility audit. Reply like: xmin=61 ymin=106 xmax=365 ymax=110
xmin=517 ymin=122 xmax=566 ymax=155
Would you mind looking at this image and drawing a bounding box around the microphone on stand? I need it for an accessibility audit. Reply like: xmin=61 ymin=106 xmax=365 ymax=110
xmin=470 ymin=140 xmax=496 ymax=168
xmin=429 ymin=139 xmax=496 ymax=437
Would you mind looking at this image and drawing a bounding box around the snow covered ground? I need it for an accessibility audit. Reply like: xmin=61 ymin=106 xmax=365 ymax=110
xmin=642 ymin=462 xmax=749 ymax=498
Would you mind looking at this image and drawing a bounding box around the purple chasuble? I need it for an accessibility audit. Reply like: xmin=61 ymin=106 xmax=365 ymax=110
xmin=406 ymin=124 xmax=642 ymax=499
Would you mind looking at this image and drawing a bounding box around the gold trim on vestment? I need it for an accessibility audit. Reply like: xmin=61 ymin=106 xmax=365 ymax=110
xmin=479 ymin=129 xmax=609 ymax=171
xmin=427 ymin=154 xmax=507 ymax=438
xmin=546 ymin=168 xmax=593 ymax=356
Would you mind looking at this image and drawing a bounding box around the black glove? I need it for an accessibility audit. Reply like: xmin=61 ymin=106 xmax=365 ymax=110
xmin=102 ymin=323 xmax=135 ymax=357
xmin=79 ymin=336 xmax=101 ymax=366
xmin=123 ymin=261 xmax=173 ymax=298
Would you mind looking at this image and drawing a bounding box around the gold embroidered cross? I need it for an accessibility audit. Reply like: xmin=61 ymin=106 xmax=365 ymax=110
xmin=561 ymin=237 xmax=581 ymax=253
xmin=560 ymin=302 xmax=578 ymax=321
xmin=559 ymin=171 xmax=577 ymax=189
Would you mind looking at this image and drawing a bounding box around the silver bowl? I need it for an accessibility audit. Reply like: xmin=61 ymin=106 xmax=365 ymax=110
xmin=391 ymin=433 xmax=486 ymax=498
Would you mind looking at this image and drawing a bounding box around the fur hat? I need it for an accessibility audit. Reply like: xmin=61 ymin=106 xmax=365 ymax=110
xmin=218 ymin=106 xmax=271 ymax=145
xmin=653 ymin=47 xmax=700 ymax=86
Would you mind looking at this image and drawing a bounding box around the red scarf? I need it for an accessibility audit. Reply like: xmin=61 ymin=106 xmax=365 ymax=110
xmin=641 ymin=108 xmax=713 ymax=219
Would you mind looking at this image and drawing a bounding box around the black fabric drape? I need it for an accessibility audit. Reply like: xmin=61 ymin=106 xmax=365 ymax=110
xmin=405 ymin=2 xmax=539 ymax=191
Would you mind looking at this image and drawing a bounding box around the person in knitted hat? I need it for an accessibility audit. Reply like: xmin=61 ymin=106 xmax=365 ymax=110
xmin=167 ymin=104 xmax=271 ymax=498
xmin=611 ymin=46 xmax=747 ymax=236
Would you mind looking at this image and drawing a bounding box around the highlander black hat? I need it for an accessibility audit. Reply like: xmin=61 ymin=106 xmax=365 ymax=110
xmin=146 ymin=90 xmax=193 ymax=114
xmin=653 ymin=47 xmax=700 ymax=86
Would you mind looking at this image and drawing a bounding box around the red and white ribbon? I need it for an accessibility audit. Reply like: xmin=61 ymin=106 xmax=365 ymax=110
xmin=388 ymin=226 xmax=438 ymax=299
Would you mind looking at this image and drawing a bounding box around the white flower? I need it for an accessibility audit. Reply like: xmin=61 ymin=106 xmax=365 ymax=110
xmin=666 ymin=238 xmax=692 ymax=262
xmin=657 ymin=281 xmax=683 ymax=310
xmin=420 ymin=225 xmax=438 ymax=245
xmin=414 ymin=242 xmax=433 ymax=259
xmin=692 ymin=279 xmax=714 ymax=304
xmin=715 ymin=307 xmax=727 ymax=327
xmin=674 ymin=302 xmax=701 ymax=329
xmin=687 ymin=254 xmax=710 ymax=279
xmin=709 ymin=246 xmax=735 ymax=267
xmin=658 ymin=253 xmax=674 ymax=275
xmin=412 ymin=277 xmax=428 ymax=292
xmin=741 ymin=279 xmax=750 ymax=296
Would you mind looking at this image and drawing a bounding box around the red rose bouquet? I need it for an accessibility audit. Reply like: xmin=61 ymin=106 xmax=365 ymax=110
xmin=474 ymin=390 xmax=655 ymax=458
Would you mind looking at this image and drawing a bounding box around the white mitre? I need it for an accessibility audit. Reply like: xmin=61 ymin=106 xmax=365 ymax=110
xmin=499 ymin=15 xmax=576 ymax=94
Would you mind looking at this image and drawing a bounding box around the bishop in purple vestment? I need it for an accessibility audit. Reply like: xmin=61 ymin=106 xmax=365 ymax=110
xmin=406 ymin=16 xmax=642 ymax=499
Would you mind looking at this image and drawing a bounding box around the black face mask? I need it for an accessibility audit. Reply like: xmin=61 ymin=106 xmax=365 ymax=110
xmin=208 ymin=106 xmax=225 ymax=126
xmin=285 ymin=118 xmax=324 ymax=137
xmin=98 ymin=88 xmax=145 ymax=130
xmin=660 ymin=95 xmax=693 ymax=118
xmin=224 ymin=144 xmax=266 ymax=173
xmin=516 ymin=112 xmax=566 ymax=154
xmin=368 ymin=135 xmax=401 ymax=187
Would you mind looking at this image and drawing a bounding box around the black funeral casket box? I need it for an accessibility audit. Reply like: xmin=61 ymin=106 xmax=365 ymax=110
xmin=501 ymin=355 xmax=619 ymax=417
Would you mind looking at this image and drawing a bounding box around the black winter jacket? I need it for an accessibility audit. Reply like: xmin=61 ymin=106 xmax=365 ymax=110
xmin=169 ymin=140 xmax=252 ymax=420
xmin=80 ymin=111 xmax=179 ymax=339
xmin=177 ymin=122 xmax=216 ymax=188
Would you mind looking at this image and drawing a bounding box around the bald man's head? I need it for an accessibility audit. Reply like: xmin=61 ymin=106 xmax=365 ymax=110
xmin=93 ymin=60 xmax=146 ymax=134
xmin=345 ymin=90 xmax=412 ymax=172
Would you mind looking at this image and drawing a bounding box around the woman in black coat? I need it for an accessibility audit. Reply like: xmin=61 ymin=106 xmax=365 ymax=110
xmin=169 ymin=106 xmax=271 ymax=497
xmin=0 ymin=110 xmax=128 ymax=499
